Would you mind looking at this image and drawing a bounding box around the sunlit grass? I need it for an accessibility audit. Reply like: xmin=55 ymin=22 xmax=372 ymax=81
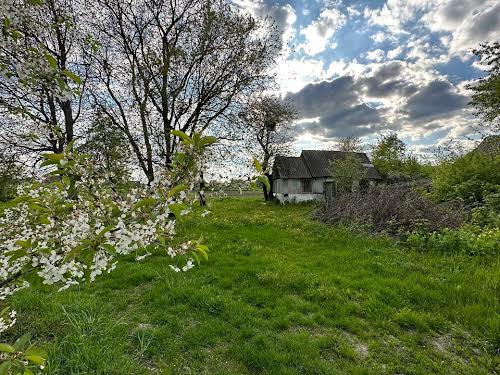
xmin=7 ymin=198 xmax=500 ymax=374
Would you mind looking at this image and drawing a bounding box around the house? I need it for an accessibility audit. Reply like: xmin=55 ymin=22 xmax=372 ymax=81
xmin=272 ymin=150 xmax=381 ymax=203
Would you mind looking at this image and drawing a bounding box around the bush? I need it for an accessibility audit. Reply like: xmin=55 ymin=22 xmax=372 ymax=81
xmin=404 ymin=225 xmax=500 ymax=256
xmin=317 ymin=181 xmax=467 ymax=235
xmin=431 ymin=152 xmax=500 ymax=206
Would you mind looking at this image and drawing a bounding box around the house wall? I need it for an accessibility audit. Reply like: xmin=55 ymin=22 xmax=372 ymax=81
xmin=274 ymin=178 xmax=326 ymax=203
xmin=275 ymin=193 xmax=324 ymax=203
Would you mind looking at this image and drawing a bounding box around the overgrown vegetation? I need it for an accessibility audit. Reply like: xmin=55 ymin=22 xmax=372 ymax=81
xmin=320 ymin=135 xmax=500 ymax=257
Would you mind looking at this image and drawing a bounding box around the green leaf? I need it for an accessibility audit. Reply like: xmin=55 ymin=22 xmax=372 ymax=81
xmin=62 ymin=69 xmax=82 ymax=84
xmin=0 ymin=361 xmax=12 ymax=375
xmin=13 ymin=333 xmax=31 ymax=351
xmin=199 ymin=136 xmax=217 ymax=148
xmin=5 ymin=249 xmax=27 ymax=263
xmin=24 ymin=346 xmax=47 ymax=360
xmin=14 ymin=240 xmax=31 ymax=249
xmin=100 ymin=243 xmax=117 ymax=255
xmin=171 ymin=130 xmax=190 ymax=142
xmin=0 ymin=343 xmax=15 ymax=353
xmin=42 ymin=152 xmax=64 ymax=161
xmin=24 ymin=354 xmax=46 ymax=366
xmin=64 ymin=244 xmax=87 ymax=261
xmin=132 ymin=198 xmax=157 ymax=211
xmin=24 ymin=369 xmax=35 ymax=375
xmin=27 ymin=0 xmax=44 ymax=4
xmin=253 ymin=158 xmax=263 ymax=173
xmin=168 ymin=203 xmax=187 ymax=218
xmin=196 ymin=244 xmax=209 ymax=252
xmin=257 ymin=175 xmax=270 ymax=191
xmin=167 ymin=184 xmax=188 ymax=198
xmin=44 ymin=52 xmax=58 ymax=70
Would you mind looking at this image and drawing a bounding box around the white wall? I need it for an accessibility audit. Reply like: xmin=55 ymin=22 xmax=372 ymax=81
xmin=274 ymin=193 xmax=324 ymax=203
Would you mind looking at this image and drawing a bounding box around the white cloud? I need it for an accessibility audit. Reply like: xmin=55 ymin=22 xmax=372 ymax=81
xmin=363 ymin=0 xmax=434 ymax=33
xmin=387 ymin=46 xmax=404 ymax=59
xmin=276 ymin=58 xmax=327 ymax=94
xmin=298 ymin=8 xmax=346 ymax=55
xmin=346 ymin=6 xmax=361 ymax=17
xmin=366 ymin=49 xmax=386 ymax=62
xmin=370 ymin=31 xmax=395 ymax=44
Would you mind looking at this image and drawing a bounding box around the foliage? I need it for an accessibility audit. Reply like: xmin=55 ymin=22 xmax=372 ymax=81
xmin=0 ymin=154 xmax=23 ymax=202
xmin=467 ymin=42 xmax=500 ymax=130
xmin=0 ymin=132 xmax=213 ymax=301
xmin=371 ymin=133 xmax=428 ymax=182
xmin=317 ymin=181 xmax=467 ymax=235
xmin=431 ymin=151 xmax=500 ymax=206
xmin=79 ymin=114 xmax=132 ymax=183
xmin=328 ymin=153 xmax=366 ymax=195
xmin=0 ymin=332 xmax=47 ymax=374
xmin=404 ymin=225 xmax=500 ymax=256
xmin=4 ymin=198 xmax=499 ymax=373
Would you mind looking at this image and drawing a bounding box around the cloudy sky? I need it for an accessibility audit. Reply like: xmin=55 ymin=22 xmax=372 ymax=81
xmin=232 ymin=0 xmax=500 ymax=156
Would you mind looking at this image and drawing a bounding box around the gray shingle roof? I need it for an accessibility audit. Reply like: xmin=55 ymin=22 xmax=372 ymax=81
xmin=273 ymin=150 xmax=381 ymax=180
xmin=273 ymin=155 xmax=311 ymax=178
xmin=475 ymin=135 xmax=500 ymax=155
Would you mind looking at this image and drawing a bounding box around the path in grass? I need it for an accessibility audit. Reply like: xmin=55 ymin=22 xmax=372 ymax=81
xmin=9 ymin=198 xmax=500 ymax=374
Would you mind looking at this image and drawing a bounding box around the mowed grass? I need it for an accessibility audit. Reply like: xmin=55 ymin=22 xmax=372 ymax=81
xmin=5 ymin=198 xmax=500 ymax=374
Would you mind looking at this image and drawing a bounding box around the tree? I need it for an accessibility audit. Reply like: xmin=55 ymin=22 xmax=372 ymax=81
xmin=241 ymin=94 xmax=297 ymax=201
xmin=371 ymin=133 xmax=407 ymax=181
xmin=371 ymin=133 xmax=427 ymax=182
xmin=467 ymin=42 xmax=500 ymax=131
xmin=329 ymin=153 xmax=366 ymax=195
xmin=79 ymin=112 xmax=131 ymax=182
xmin=336 ymin=136 xmax=362 ymax=152
xmin=0 ymin=151 xmax=24 ymax=201
xmin=87 ymin=0 xmax=280 ymax=183
xmin=0 ymin=0 xmax=88 ymax=156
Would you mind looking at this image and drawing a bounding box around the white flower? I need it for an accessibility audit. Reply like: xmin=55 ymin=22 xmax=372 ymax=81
xmin=169 ymin=265 xmax=181 ymax=272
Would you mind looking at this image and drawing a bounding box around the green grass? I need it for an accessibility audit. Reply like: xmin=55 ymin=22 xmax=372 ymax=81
xmin=6 ymin=198 xmax=500 ymax=374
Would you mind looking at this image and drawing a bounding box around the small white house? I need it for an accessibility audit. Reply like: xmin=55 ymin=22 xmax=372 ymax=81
xmin=272 ymin=150 xmax=381 ymax=203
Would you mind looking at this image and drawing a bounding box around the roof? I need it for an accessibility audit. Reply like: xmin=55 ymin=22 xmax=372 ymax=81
xmin=273 ymin=155 xmax=311 ymax=178
xmin=474 ymin=135 xmax=500 ymax=155
xmin=273 ymin=150 xmax=381 ymax=180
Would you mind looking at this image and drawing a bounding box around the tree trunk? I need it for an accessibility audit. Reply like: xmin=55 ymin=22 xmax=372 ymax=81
xmin=198 ymin=171 xmax=207 ymax=206
xmin=266 ymin=172 xmax=274 ymax=201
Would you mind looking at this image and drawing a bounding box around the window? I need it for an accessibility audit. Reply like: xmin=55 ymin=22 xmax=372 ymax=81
xmin=301 ymin=179 xmax=312 ymax=193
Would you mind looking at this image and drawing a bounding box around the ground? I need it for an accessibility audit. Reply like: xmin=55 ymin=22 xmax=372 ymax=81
xmin=7 ymin=198 xmax=500 ymax=374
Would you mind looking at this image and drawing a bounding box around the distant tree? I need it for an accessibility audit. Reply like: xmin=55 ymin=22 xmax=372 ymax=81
xmin=79 ymin=113 xmax=131 ymax=182
xmin=371 ymin=133 xmax=406 ymax=180
xmin=329 ymin=154 xmax=366 ymax=195
xmin=0 ymin=152 xmax=24 ymax=201
xmin=241 ymin=95 xmax=297 ymax=201
xmin=336 ymin=136 xmax=362 ymax=152
xmin=467 ymin=42 xmax=500 ymax=131
xmin=371 ymin=133 xmax=427 ymax=182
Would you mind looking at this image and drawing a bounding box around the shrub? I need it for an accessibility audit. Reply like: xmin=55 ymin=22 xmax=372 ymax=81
xmin=317 ymin=181 xmax=466 ymax=235
xmin=431 ymin=152 xmax=500 ymax=206
xmin=404 ymin=226 xmax=500 ymax=256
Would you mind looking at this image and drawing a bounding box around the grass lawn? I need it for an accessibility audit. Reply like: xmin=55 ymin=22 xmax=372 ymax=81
xmin=6 ymin=198 xmax=500 ymax=374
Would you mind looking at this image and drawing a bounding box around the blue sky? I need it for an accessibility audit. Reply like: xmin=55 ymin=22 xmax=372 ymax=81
xmin=232 ymin=0 xmax=500 ymax=156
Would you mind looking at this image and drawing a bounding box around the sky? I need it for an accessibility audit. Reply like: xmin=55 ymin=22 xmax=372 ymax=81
xmin=231 ymin=0 xmax=500 ymax=157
